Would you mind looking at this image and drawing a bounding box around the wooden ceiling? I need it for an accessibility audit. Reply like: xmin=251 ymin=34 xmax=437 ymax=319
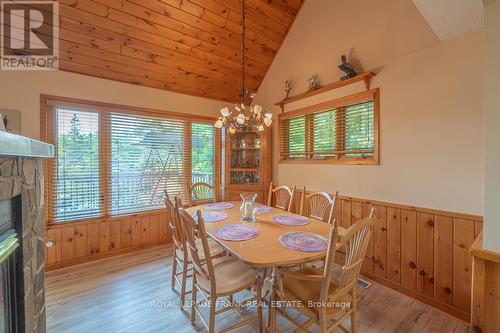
xmin=52 ymin=0 xmax=303 ymax=102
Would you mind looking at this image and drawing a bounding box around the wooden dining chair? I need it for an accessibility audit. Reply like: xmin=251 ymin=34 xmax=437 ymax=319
xmin=267 ymin=182 xmax=296 ymax=212
xmin=177 ymin=207 xmax=263 ymax=333
xmin=185 ymin=181 xmax=216 ymax=207
xmin=276 ymin=213 xmax=376 ymax=333
xmin=300 ymin=188 xmax=338 ymax=225
xmin=164 ymin=191 xmax=224 ymax=310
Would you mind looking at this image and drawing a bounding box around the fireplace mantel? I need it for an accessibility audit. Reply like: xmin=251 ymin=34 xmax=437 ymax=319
xmin=0 ymin=131 xmax=53 ymax=158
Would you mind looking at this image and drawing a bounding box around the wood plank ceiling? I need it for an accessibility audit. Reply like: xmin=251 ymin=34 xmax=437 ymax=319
xmin=55 ymin=0 xmax=303 ymax=101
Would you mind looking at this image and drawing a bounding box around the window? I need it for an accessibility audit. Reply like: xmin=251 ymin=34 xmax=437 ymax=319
xmin=43 ymin=97 xmax=220 ymax=223
xmin=109 ymin=113 xmax=186 ymax=215
xmin=52 ymin=109 xmax=100 ymax=222
xmin=279 ymin=89 xmax=379 ymax=164
xmin=191 ymin=123 xmax=214 ymax=185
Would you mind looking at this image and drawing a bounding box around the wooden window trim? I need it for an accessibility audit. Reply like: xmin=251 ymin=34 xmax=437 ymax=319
xmin=40 ymin=95 xmax=221 ymax=226
xmin=278 ymin=89 xmax=379 ymax=165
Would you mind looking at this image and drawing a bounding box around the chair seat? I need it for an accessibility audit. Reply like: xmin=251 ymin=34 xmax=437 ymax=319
xmin=279 ymin=267 xmax=352 ymax=318
xmin=198 ymin=256 xmax=256 ymax=295
xmin=176 ymin=238 xmax=224 ymax=261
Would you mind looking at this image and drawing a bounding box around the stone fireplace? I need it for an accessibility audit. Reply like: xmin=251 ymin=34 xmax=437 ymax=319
xmin=0 ymin=131 xmax=53 ymax=332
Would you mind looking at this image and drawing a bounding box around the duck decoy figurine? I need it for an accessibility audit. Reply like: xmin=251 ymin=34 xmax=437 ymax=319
xmin=339 ymin=54 xmax=357 ymax=80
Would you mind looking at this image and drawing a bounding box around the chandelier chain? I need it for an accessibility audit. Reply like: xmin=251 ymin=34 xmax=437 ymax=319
xmin=241 ymin=0 xmax=246 ymax=101
xmin=214 ymin=0 xmax=272 ymax=133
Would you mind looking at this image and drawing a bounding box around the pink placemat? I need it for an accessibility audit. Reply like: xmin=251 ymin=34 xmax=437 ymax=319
xmin=214 ymin=224 xmax=259 ymax=241
xmin=272 ymin=214 xmax=310 ymax=226
xmin=255 ymin=205 xmax=273 ymax=214
xmin=279 ymin=232 xmax=328 ymax=252
xmin=206 ymin=202 xmax=235 ymax=210
xmin=193 ymin=211 xmax=228 ymax=223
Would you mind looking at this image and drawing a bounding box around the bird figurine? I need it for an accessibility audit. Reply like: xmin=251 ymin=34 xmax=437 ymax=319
xmin=306 ymin=74 xmax=320 ymax=91
xmin=284 ymin=80 xmax=292 ymax=99
xmin=338 ymin=54 xmax=357 ymax=80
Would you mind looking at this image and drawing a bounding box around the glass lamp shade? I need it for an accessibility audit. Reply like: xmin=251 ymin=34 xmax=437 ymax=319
xmin=263 ymin=117 xmax=272 ymax=127
xmin=214 ymin=119 xmax=223 ymax=128
xmin=228 ymin=126 xmax=236 ymax=134
xmin=256 ymin=125 xmax=264 ymax=131
xmin=236 ymin=113 xmax=245 ymax=124
xmin=220 ymin=107 xmax=230 ymax=117
xmin=253 ymin=105 xmax=263 ymax=114
xmin=264 ymin=112 xmax=272 ymax=119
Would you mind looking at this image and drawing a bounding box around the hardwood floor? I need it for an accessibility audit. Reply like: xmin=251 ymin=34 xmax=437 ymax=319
xmin=45 ymin=245 xmax=471 ymax=333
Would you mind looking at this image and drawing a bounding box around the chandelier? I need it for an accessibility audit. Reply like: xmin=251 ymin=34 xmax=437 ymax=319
xmin=214 ymin=0 xmax=272 ymax=134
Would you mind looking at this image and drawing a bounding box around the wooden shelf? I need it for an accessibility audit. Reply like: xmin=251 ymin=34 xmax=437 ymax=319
xmin=275 ymin=72 xmax=376 ymax=111
xmin=229 ymin=168 xmax=259 ymax=172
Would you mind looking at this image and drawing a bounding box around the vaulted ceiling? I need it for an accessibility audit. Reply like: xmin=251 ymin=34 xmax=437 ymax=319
xmin=56 ymin=0 xmax=304 ymax=101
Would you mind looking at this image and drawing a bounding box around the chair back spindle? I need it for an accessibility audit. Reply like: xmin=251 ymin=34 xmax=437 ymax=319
xmin=322 ymin=215 xmax=375 ymax=303
xmin=164 ymin=191 xmax=184 ymax=250
xmin=186 ymin=181 xmax=215 ymax=207
xmin=301 ymin=190 xmax=337 ymax=224
xmin=177 ymin=207 xmax=216 ymax=292
xmin=267 ymin=182 xmax=295 ymax=212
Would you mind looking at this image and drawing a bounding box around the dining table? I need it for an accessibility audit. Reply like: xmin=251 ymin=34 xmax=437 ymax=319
xmin=186 ymin=201 xmax=346 ymax=333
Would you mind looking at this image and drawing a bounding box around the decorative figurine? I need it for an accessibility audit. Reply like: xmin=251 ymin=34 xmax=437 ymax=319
xmin=0 ymin=114 xmax=7 ymax=131
xmin=338 ymin=54 xmax=357 ymax=80
xmin=284 ymin=80 xmax=292 ymax=99
xmin=306 ymin=74 xmax=320 ymax=91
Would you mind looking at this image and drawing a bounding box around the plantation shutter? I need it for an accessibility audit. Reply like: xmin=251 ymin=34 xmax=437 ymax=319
xmin=279 ymin=91 xmax=377 ymax=163
xmin=107 ymin=112 xmax=188 ymax=215
xmin=50 ymin=108 xmax=102 ymax=222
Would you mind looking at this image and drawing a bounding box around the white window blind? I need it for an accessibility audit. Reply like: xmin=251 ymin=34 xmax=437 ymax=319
xmin=108 ymin=113 xmax=187 ymax=215
xmin=52 ymin=108 xmax=101 ymax=222
xmin=45 ymin=98 xmax=221 ymax=224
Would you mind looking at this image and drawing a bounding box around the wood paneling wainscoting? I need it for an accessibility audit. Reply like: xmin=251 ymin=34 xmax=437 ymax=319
xmin=45 ymin=209 xmax=169 ymax=270
xmin=470 ymin=232 xmax=500 ymax=332
xmin=291 ymin=189 xmax=482 ymax=322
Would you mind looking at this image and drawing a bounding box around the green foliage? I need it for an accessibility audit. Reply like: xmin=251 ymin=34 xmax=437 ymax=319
xmin=191 ymin=123 xmax=214 ymax=176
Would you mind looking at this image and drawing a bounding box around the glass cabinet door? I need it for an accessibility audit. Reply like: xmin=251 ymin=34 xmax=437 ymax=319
xmin=229 ymin=132 xmax=262 ymax=185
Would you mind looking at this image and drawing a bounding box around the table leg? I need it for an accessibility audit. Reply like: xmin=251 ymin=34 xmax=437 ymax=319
xmin=265 ymin=266 xmax=277 ymax=333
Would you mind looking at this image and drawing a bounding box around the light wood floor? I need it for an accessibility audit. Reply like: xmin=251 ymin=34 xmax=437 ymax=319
xmin=45 ymin=245 xmax=471 ymax=333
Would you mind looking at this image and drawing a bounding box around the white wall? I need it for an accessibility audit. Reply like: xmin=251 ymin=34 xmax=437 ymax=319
xmin=254 ymin=0 xmax=484 ymax=216
xmin=484 ymin=0 xmax=500 ymax=251
xmin=0 ymin=70 xmax=224 ymax=140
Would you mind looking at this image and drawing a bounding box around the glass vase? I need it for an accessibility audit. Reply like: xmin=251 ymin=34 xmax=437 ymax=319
xmin=240 ymin=193 xmax=257 ymax=223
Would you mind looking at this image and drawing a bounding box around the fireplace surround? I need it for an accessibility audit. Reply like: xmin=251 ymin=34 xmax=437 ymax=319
xmin=0 ymin=131 xmax=53 ymax=332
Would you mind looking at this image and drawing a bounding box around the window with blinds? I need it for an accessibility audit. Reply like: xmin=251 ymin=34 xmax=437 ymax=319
xmin=109 ymin=113 xmax=186 ymax=215
xmin=44 ymin=98 xmax=220 ymax=224
xmin=191 ymin=123 xmax=214 ymax=185
xmin=279 ymin=89 xmax=379 ymax=164
xmin=52 ymin=108 xmax=101 ymax=222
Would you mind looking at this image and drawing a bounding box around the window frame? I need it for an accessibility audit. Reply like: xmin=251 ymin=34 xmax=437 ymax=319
xmin=40 ymin=95 xmax=221 ymax=225
xmin=278 ymin=89 xmax=379 ymax=165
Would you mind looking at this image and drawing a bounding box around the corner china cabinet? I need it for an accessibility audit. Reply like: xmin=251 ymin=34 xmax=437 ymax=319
xmin=223 ymin=129 xmax=271 ymax=204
